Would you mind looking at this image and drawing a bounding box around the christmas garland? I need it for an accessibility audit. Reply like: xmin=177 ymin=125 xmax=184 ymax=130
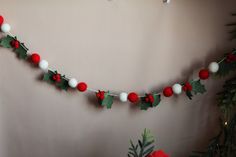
xmin=0 ymin=15 xmax=236 ymax=110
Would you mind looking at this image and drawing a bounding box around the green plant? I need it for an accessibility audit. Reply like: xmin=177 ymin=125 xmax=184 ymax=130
xmin=190 ymin=76 xmax=236 ymax=157
xmin=128 ymin=129 xmax=155 ymax=157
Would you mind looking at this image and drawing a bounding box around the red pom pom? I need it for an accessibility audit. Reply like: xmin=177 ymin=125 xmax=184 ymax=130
xmin=77 ymin=82 xmax=87 ymax=92
xmin=10 ymin=40 xmax=20 ymax=49
xmin=128 ymin=92 xmax=139 ymax=103
xmin=199 ymin=69 xmax=209 ymax=80
xmin=31 ymin=53 xmax=41 ymax=64
xmin=0 ymin=15 xmax=4 ymax=26
xmin=163 ymin=87 xmax=173 ymax=97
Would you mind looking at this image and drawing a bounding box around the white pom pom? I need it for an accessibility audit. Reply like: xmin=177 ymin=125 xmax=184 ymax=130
xmin=208 ymin=62 xmax=219 ymax=73
xmin=68 ymin=78 xmax=78 ymax=88
xmin=1 ymin=23 xmax=11 ymax=33
xmin=172 ymin=83 xmax=182 ymax=95
xmin=39 ymin=60 xmax=48 ymax=71
xmin=119 ymin=92 xmax=128 ymax=102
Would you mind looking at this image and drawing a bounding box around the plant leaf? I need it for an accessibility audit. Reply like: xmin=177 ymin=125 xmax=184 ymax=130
xmin=128 ymin=129 xmax=155 ymax=157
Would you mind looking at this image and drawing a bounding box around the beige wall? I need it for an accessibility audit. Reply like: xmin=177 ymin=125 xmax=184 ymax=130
xmin=0 ymin=0 xmax=236 ymax=157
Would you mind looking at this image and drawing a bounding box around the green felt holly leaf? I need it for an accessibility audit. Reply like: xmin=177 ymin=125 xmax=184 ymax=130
xmin=56 ymin=77 xmax=69 ymax=91
xmin=186 ymin=90 xmax=193 ymax=100
xmin=0 ymin=35 xmax=14 ymax=48
xmin=100 ymin=92 xmax=114 ymax=109
xmin=43 ymin=70 xmax=69 ymax=91
xmin=191 ymin=79 xmax=206 ymax=95
xmin=14 ymin=42 xmax=28 ymax=59
xmin=139 ymin=94 xmax=161 ymax=110
xmin=43 ymin=70 xmax=55 ymax=82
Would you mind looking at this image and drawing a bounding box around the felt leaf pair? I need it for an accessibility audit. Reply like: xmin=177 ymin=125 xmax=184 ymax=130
xmin=0 ymin=35 xmax=28 ymax=59
xmin=43 ymin=70 xmax=69 ymax=91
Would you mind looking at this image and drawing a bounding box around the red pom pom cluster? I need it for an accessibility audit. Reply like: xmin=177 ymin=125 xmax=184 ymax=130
xmin=199 ymin=69 xmax=209 ymax=80
xmin=226 ymin=53 xmax=236 ymax=63
xmin=77 ymin=82 xmax=87 ymax=92
xmin=31 ymin=53 xmax=40 ymax=64
xmin=128 ymin=92 xmax=139 ymax=103
xmin=163 ymin=87 xmax=173 ymax=97
xmin=52 ymin=74 xmax=61 ymax=83
xmin=10 ymin=40 xmax=20 ymax=49
xmin=145 ymin=94 xmax=154 ymax=104
xmin=0 ymin=15 xmax=4 ymax=26
xmin=96 ymin=90 xmax=105 ymax=100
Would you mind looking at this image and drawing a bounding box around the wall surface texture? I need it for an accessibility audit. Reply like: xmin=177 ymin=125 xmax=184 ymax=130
xmin=0 ymin=0 xmax=236 ymax=157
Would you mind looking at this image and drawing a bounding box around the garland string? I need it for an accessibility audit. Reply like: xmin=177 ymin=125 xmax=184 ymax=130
xmin=1 ymin=15 xmax=236 ymax=110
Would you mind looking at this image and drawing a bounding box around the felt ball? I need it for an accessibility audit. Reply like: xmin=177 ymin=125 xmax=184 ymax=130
xmin=119 ymin=92 xmax=128 ymax=102
xmin=10 ymin=40 xmax=20 ymax=49
xmin=172 ymin=83 xmax=182 ymax=95
xmin=68 ymin=78 xmax=78 ymax=88
xmin=77 ymin=82 xmax=87 ymax=92
xmin=1 ymin=23 xmax=11 ymax=33
xmin=163 ymin=87 xmax=173 ymax=97
xmin=208 ymin=62 xmax=219 ymax=73
xmin=0 ymin=16 xmax=4 ymax=26
xmin=199 ymin=69 xmax=209 ymax=80
xmin=128 ymin=92 xmax=139 ymax=103
xmin=39 ymin=60 xmax=48 ymax=71
xmin=31 ymin=53 xmax=40 ymax=64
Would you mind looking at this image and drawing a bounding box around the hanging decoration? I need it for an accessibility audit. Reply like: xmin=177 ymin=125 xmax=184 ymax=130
xmin=0 ymin=15 xmax=236 ymax=110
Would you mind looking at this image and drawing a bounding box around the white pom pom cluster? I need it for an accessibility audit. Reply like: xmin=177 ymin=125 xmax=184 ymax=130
xmin=68 ymin=78 xmax=78 ymax=88
xmin=119 ymin=92 xmax=128 ymax=102
xmin=1 ymin=23 xmax=11 ymax=33
xmin=208 ymin=62 xmax=219 ymax=73
xmin=39 ymin=60 xmax=49 ymax=71
xmin=172 ymin=83 xmax=182 ymax=95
